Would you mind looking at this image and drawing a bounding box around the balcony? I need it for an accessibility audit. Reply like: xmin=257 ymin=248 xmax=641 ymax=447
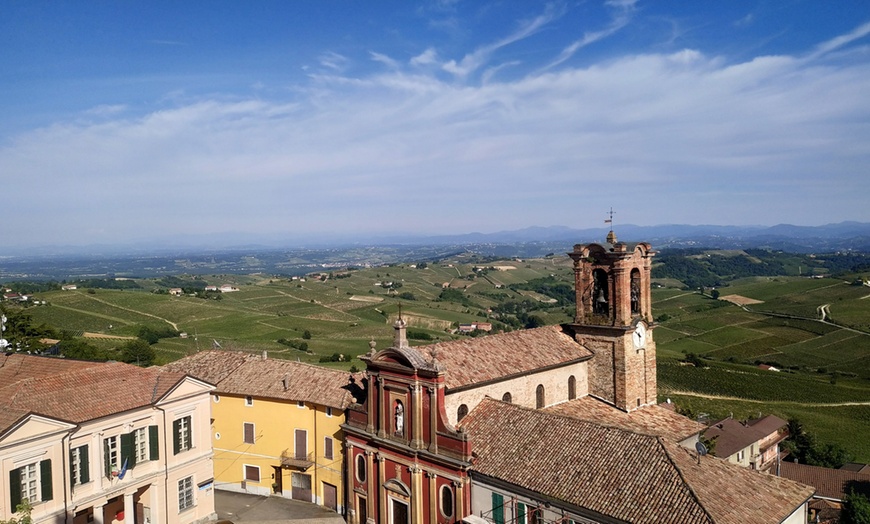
xmin=280 ymin=449 xmax=314 ymax=470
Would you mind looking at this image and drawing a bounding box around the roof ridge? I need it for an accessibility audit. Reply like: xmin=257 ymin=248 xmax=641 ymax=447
xmin=657 ymin=438 xmax=717 ymax=524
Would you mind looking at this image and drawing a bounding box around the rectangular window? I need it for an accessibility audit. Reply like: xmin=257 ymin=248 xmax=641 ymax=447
xmin=297 ymin=401 xmax=305 ymax=409
xmin=244 ymin=465 xmax=260 ymax=482
xmin=9 ymin=460 xmax=52 ymax=509
xmin=178 ymin=476 xmax=194 ymax=512
xmin=104 ymin=436 xmax=120 ymax=476
xmin=324 ymin=437 xmax=334 ymax=460
xmin=326 ymin=407 xmax=333 ymax=417
xmin=70 ymin=445 xmax=90 ymax=486
xmin=243 ymin=423 xmax=255 ymax=444
xmin=20 ymin=463 xmax=39 ymax=504
xmin=133 ymin=427 xmax=148 ymax=463
xmin=245 ymin=396 xmax=253 ymax=406
xmin=173 ymin=416 xmax=193 ymax=454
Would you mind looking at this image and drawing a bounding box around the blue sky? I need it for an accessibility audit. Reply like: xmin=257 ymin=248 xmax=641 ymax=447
xmin=2 ymin=1 xmax=870 ymax=249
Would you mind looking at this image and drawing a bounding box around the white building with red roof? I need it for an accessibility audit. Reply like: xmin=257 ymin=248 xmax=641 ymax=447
xmin=0 ymin=353 xmax=215 ymax=524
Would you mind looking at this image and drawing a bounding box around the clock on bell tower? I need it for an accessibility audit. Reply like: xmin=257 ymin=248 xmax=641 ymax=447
xmin=567 ymin=224 xmax=657 ymax=412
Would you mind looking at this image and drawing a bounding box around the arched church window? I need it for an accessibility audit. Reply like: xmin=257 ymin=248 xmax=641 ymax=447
xmin=568 ymin=375 xmax=576 ymax=400
xmin=592 ymin=269 xmax=609 ymax=316
xmin=457 ymin=404 xmax=469 ymax=422
xmin=502 ymin=392 xmax=512 ymax=403
xmin=536 ymin=385 xmax=545 ymax=408
xmin=630 ymin=268 xmax=641 ymax=315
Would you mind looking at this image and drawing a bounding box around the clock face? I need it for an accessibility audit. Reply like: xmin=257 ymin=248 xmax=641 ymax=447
xmin=633 ymin=323 xmax=647 ymax=349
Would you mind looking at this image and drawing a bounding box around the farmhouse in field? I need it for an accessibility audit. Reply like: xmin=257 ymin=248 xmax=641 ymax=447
xmin=342 ymin=230 xmax=814 ymax=524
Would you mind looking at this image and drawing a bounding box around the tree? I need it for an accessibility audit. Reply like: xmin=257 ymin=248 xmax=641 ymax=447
xmin=59 ymin=339 xmax=107 ymax=361
xmin=711 ymin=289 xmax=720 ymax=299
xmin=842 ymin=490 xmax=870 ymax=524
xmin=302 ymin=330 xmax=312 ymax=340
xmin=120 ymin=339 xmax=156 ymax=367
xmin=0 ymin=500 xmax=32 ymax=524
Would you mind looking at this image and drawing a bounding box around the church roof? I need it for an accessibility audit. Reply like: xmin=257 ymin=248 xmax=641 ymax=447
xmin=462 ymin=399 xmax=814 ymax=524
xmin=544 ymin=396 xmax=705 ymax=442
xmin=166 ymin=350 xmax=355 ymax=409
xmin=415 ymin=325 xmax=592 ymax=391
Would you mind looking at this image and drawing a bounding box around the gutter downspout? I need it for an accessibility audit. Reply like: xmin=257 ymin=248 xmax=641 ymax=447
xmin=155 ymin=406 xmax=170 ymax=524
xmin=62 ymin=428 xmax=74 ymax=524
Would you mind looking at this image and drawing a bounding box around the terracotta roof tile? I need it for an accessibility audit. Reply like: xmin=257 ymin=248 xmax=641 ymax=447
xmin=462 ymin=399 xmax=813 ymax=524
xmin=166 ymin=350 xmax=355 ymax=409
xmin=544 ymin=396 xmax=705 ymax=442
xmin=0 ymin=355 xmax=191 ymax=429
xmin=778 ymin=461 xmax=870 ymax=500
xmin=417 ymin=326 xmax=592 ymax=390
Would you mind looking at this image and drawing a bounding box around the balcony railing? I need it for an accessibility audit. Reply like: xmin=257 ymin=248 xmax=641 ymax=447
xmin=280 ymin=449 xmax=314 ymax=470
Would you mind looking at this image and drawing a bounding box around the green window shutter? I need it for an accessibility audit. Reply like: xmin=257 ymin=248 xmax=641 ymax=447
xmin=149 ymin=425 xmax=159 ymax=460
xmin=492 ymin=492 xmax=504 ymax=524
xmin=517 ymin=502 xmax=526 ymax=524
xmin=39 ymin=459 xmax=52 ymax=502
xmin=120 ymin=432 xmax=135 ymax=469
xmin=69 ymin=449 xmax=75 ymax=486
xmin=172 ymin=419 xmax=181 ymax=455
xmin=80 ymin=445 xmax=90 ymax=484
xmin=104 ymin=439 xmax=111 ymax=478
xmin=9 ymin=468 xmax=22 ymax=511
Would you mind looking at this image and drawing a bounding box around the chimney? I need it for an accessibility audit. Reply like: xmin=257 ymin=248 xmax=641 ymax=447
xmin=282 ymin=374 xmax=289 ymax=391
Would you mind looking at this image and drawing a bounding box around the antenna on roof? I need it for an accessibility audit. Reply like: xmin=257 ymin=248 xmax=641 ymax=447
xmin=695 ymin=441 xmax=708 ymax=465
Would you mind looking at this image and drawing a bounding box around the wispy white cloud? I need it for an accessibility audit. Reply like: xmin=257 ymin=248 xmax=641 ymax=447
xmin=411 ymin=48 xmax=439 ymax=66
xmin=318 ymin=51 xmax=349 ymax=72
xmin=370 ymin=51 xmax=400 ymax=69
xmin=442 ymin=4 xmax=564 ymax=78
xmin=805 ymin=20 xmax=870 ymax=61
xmin=542 ymin=0 xmax=637 ymax=71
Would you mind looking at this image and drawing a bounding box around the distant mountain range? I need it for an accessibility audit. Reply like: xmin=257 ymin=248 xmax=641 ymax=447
xmin=6 ymin=222 xmax=870 ymax=258
xmin=378 ymin=221 xmax=870 ymax=253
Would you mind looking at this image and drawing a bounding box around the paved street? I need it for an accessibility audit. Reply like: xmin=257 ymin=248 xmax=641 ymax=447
xmin=215 ymin=491 xmax=345 ymax=524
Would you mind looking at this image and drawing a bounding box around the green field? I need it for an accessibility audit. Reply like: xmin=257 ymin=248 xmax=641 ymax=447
xmin=651 ymin=276 xmax=870 ymax=461
xmin=11 ymin=258 xmax=870 ymax=462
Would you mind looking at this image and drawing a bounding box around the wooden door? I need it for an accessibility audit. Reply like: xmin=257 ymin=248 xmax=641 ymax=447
xmin=272 ymin=466 xmax=283 ymax=494
xmin=323 ymin=482 xmax=337 ymax=511
xmin=294 ymin=429 xmax=307 ymax=460
xmin=291 ymin=472 xmax=312 ymax=502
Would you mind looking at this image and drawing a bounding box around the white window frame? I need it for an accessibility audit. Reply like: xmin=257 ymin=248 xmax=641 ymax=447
xmin=133 ymin=427 xmax=149 ymax=463
xmin=244 ymin=464 xmax=260 ymax=482
xmin=326 ymin=407 xmax=333 ymax=417
xmin=104 ymin=435 xmax=120 ymax=472
xmin=178 ymin=476 xmax=194 ymax=512
xmin=71 ymin=446 xmax=87 ymax=487
xmin=19 ymin=462 xmax=40 ymax=504
xmin=297 ymin=401 xmax=305 ymax=409
xmin=243 ymin=422 xmax=255 ymax=444
xmin=245 ymin=396 xmax=253 ymax=406
xmin=180 ymin=416 xmax=193 ymax=452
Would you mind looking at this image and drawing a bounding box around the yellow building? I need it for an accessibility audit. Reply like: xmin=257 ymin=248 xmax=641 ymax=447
xmin=165 ymin=350 xmax=355 ymax=514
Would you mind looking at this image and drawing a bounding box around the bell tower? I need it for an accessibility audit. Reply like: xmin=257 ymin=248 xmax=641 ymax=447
xmin=568 ymin=225 xmax=656 ymax=412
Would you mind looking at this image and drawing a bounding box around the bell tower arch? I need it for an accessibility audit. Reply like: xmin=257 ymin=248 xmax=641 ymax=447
xmin=568 ymin=227 xmax=656 ymax=412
